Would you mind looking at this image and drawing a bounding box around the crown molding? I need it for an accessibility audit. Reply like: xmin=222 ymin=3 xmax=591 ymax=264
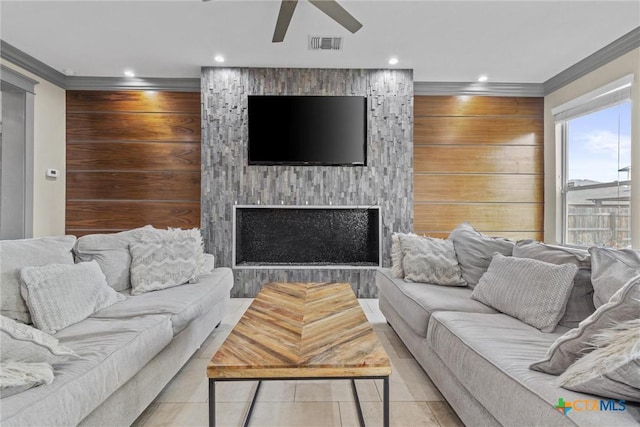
xmin=543 ymin=26 xmax=640 ymax=95
xmin=413 ymin=82 xmax=544 ymax=97
xmin=4 ymin=25 xmax=639 ymax=96
xmin=1 ymin=40 xmax=199 ymax=92
xmin=65 ymin=76 xmax=200 ymax=91
xmin=1 ymin=40 xmax=67 ymax=88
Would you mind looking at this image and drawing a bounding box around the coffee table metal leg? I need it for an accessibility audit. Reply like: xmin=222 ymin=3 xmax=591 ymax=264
xmin=383 ymin=376 xmax=389 ymax=427
xmin=350 ymin=379 xmax=366 ymax=427
xmin=243 ymin=380 xmax=262 ymax=427
xmin=209 ymin=379 xmax=215 ymax=427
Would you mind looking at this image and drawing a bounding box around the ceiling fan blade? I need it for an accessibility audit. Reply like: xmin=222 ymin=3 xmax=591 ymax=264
xmin=308 ymin=0 xmax=363 ymax=33
xmin=272 ymin=0 xmax=299 ymax=43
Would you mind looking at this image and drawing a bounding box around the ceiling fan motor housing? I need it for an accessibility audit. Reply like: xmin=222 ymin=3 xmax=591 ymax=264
xmin=308 ymin=36 xmax=343 ymax=50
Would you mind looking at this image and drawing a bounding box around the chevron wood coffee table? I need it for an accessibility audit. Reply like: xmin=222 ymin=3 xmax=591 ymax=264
xmin=207 ymin=282 xmax=391 ymax=427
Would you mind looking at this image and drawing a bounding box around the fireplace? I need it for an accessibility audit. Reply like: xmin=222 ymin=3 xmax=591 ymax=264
xmin=233 ymin=206 xmax=381 ymax=268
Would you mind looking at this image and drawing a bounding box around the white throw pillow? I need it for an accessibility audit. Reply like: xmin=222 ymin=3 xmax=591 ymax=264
xmin=400 ymin=235 xmax=466 ymax=286
xmin=20 ymin=261 xmax=125 ymax=334
xmin=0 ymin=361 xmax=54 ymax=398
xmin=129 ymin=239 xmax=198 ymax=295
xmin=202 ymin=253 xmax=215 ymax=274
xmin=559 ymin=319 xmax=640 ymax=402
xmin=391 ymin=232 xmax=416 ymax=278
xmin=0 ymin=235 xmax=76 ymax=324
xmin=471 ymin=253 xmax=577 ymax=332
xmin=139 ymin=227 xmax=207 ymax=276
xmin=0 ymin=315 xmax=77 ymax=363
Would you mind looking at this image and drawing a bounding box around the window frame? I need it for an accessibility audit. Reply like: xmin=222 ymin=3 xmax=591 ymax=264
xmin=559 ymin=99 xmax=633 ymax=248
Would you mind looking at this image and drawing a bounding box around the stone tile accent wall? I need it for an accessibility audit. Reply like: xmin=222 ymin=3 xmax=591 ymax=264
xmin=201 ymin=68 xmax=413 ymax=297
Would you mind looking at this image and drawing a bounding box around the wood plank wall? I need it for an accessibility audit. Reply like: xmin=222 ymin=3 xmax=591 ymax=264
xmin=66 ymin=91 xmax=201 ymax=236
xmin=414 ymin=96 xmax=544 ymax=240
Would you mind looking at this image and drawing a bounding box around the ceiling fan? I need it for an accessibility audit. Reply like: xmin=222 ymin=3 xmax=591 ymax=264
xmin=272 ymin=0 xmax=363 ymax=43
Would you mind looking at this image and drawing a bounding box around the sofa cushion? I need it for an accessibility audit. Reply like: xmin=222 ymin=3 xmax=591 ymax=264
xmin=590 ymin=247 xmax=640 ymax=308
xmin=93 ymin=267 xmax=233 ymax=335
xmin=513 ymin=239 xmax=595 ymax=328
xmin=471 ymin=253 xmax=577 ymax=332
xmin=1 ymin=235 xmax=76 ymax=323
xmin=530 ymin=274 xmax=640 ymax=375
xmin=202 ymin=253 xmax=215 ymax=273
xmin=391 ymin=232 xmax=417 ymax=278
xmin=73 ymin=227 xmax=152 ymax=292
xmin=129 ymin=240 xmax=198 ymax=296
xmin=0 ymin=315 xmax=78 ymax=364
xmin=20 ymin=261 xmax=125 ymax=334
xmin=139 ymin=227 xmax=208 ymax=276
xmin=0 ymin=314 xmax=172 ymax=427
xmin=559 ymin=319 xmax=640 ymax=402
xmin=375 ymin=268 xmax=496 ymax=338
xmin=449 ymin=222 xmax=514 ymax=288
xmin=400 ymin=235 xmax=465 ymax=286
xmin=427 ymin=311 xmax=640 ymax=426
xmin=0 ymin=361 xmax=54 ymax=398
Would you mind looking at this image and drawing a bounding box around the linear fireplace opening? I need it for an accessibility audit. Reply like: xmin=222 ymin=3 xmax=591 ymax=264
xmin=233 ymin=206 xmax=381 ymax=268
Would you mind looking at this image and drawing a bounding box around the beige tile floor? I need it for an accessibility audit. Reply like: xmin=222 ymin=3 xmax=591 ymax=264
xmin=133 ymin=299 xmax=464 ymax=427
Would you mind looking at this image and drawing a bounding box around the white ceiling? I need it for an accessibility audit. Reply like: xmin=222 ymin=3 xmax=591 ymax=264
xmin=1 ymin=0 xmax=639 ymax=83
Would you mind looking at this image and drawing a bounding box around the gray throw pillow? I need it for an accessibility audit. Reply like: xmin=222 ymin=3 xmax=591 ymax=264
xmin=471 ymin=253 xmax=577 ymax=332
xmin=0 ymin=315 xmax=77 ymax=363
xmin=0 ymin=361 xmax=54 ymax=398
xmin=513 ymin=240 xmax=595 ymax=328
xmin=400 ymin=235 xmax=466 ymax=286
xmin=130 ymin=239 xmax=198 ymax=295
xmin=449 ymin=222 xmax=515 ymax=288
xmin=20 ymin=261 xmax=125 ymax=334
xmin=590 ymin=247 xmax=640 ymax=308
xmin=0 ymin=235 xmax=76 ymax=324
xmin=530 ymin=274 xmax=640 ymax=375
xmin=558 ymin=319 xmax=640 ymax=402
xmin=73 ymin=226 xmax=153 ymax=292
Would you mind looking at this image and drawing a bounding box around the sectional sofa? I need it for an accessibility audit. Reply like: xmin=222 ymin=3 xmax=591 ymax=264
xmin=378 ymin=223 xmax=639 ymax=426
xmin=0 ymin=228 xmax=233 ymax=426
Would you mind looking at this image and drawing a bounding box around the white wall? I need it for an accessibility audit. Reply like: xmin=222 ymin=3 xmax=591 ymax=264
xmin=543 ymin=47 xmax=640 ymax=248
xmin=1 ymin=59 xmax=66 ymax=237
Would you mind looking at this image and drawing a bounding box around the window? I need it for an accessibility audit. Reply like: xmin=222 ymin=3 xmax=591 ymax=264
xmin=554 ymin=76 xmax=633 ymax=248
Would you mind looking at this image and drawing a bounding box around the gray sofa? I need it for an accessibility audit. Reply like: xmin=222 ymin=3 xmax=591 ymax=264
xmin=1 ymin=231 xmax=233 ymax=426
xmin=377 ymin=268 xmax=640 ymax=426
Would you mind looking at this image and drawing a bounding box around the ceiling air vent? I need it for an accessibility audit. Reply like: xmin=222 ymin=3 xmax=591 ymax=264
xmin=308 ymin=36 xmax=342 ymax=50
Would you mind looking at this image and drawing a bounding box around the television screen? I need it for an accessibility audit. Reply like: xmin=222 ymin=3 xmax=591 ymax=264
xmin=248 ymin=95 xmax=367 ymax=166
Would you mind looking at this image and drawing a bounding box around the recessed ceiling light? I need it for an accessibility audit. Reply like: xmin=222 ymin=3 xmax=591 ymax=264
xmin=388 ymin=57 xmax=399 ymax=65
xmin=478 ymin=74 xmax=488 ymax=82
xmin=124 ymin=70 xmax=135 ymax=77
xmin=62 ymin=68 xmax=76 ymax=76
xmin=214 ymin=55 xmax=225 ymax=63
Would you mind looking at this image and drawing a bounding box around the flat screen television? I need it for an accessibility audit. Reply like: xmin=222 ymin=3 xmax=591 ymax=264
xmin=248 ymin=95 xmax=367 ymax=166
